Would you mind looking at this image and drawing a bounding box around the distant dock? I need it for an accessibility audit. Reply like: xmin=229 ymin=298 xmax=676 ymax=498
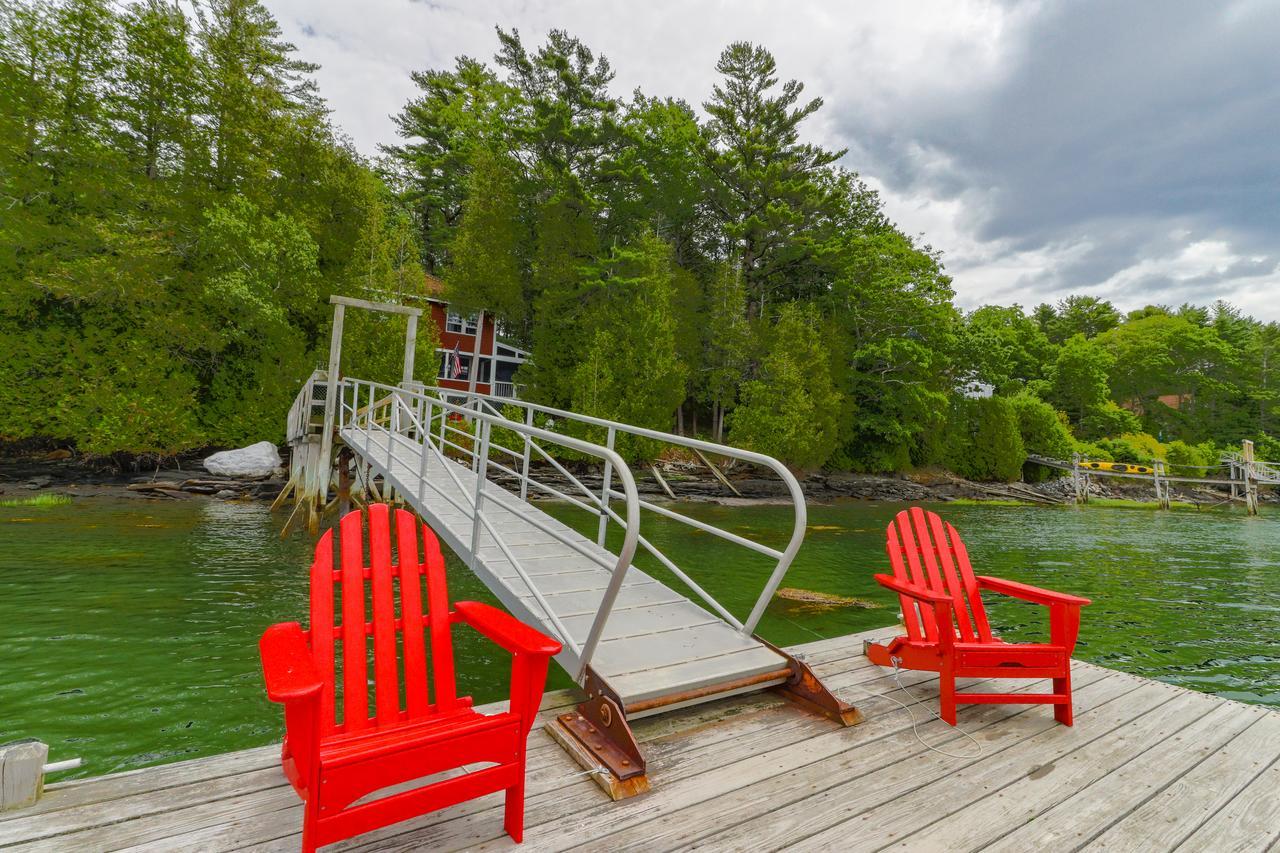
xmin=2 ymin=625 xmax=1277 ymax=851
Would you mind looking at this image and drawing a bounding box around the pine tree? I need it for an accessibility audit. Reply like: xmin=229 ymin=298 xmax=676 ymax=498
xmin=444 ymin=145 xmax=528 ymax=328
xmin=521 ymin=191 xmax=598 ymax=406
xmin=195 ymin=0 xmax=319 ymax=193
xmin=570 ymin=232 xmax=687 ymax=458
xmin=115 ymin=0 xmax=197 ymax=182
xmin=383 ymin=56 xmax=518 ymax=270
xmin=702 ymin=262 xmax=750 ymax=442
xmin=702 ymin=42 xmax=843 ymax=317
xmin=728 ymin=304 xmax=842 ymax=468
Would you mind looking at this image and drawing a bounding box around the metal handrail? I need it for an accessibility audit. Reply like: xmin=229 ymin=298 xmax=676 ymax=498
xmin=285 ymin=370 xmax=327 ymax=443
xmin=339 ymin=377 xmax=641 ymax=681
xmin=412 ymin=383 xmax=807 ymax=636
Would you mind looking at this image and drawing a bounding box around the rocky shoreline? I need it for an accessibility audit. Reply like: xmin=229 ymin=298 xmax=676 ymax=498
xmin=0 ymin=451 xmax=1264 ymax=508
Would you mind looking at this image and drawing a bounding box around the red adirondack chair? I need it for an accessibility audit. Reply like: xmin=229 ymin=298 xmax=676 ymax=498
xmin=259 ymin=504 xmax=561 ymax=851
xmin=865 ymin=507 xmax=1091 ymax=726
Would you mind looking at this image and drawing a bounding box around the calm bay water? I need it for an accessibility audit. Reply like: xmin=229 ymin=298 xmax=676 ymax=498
xmin=1 ymin=496 xmax=1276 ymax=780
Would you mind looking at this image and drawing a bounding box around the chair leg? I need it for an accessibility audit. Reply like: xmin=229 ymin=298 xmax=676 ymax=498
xmin=939 ymin=663 xmax=957 ymax=726
xmin=1054 ymin=673 xmax=1073 ymax=726
xmin=301 ymin=794 xmax=320 ymax=853
xmin=504 ymin=780 xmax=525 ymax=843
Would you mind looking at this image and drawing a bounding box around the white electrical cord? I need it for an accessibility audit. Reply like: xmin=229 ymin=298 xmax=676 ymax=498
xmin=834 ymin=654 xmax=982 ymax=759
xmin=782 ymin=618 xmax=983 ymax=760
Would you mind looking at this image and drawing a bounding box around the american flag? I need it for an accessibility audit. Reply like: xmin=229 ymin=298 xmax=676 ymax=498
xmin=449 ymin=342 xmax=464 ymax=379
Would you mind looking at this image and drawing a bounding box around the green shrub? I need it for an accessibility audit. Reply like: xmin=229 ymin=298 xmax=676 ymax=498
xmin=1164 ymin=439 xmax=1211 ymax=477
xmin=1071 ymin=440 xmax=1113 ymax=462
xmin=1008 ymin=392 xmax=1074 ymax=482
xmin=1255 ymin=434 xmax=1280 ymax=461
xmin=1095 ymin=435 xmax=1154 ymax=464
xmin=1120 ymin=432 xmax=1166 ymax=460
xmin=944 ymin=397 xmax=1026 ymax=482
xmin=1077 ymin=401 xmax=1141 ymax=440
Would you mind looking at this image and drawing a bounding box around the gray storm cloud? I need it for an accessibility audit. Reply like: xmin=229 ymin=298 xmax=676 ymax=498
xmin=270 ymin=0 xmax=1280 ymax=318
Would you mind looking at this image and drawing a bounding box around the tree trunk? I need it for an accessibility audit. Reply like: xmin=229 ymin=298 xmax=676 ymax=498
xmin=676 ymin=402 xmax=685 ymax=436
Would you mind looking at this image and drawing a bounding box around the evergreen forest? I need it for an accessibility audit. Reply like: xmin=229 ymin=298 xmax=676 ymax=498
xmin=4 ymin=0 xmax=1279 ymax=478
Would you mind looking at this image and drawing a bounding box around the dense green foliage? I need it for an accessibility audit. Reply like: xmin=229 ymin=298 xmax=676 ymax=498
xmin=944 ymin=397 xmax=1025 ymax=483
xmin=5 ymin=4 xmax=1279 ymax=481
xmin=0 ymin=0 xmax=433 ymax=457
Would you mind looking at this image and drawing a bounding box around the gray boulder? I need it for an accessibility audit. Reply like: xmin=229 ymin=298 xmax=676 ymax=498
xmin=203 ymin=441 xmax=282 ymax=480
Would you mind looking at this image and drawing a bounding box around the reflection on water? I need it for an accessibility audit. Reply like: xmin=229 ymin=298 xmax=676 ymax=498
xmin=1 ymin=496 xmax=1276 ymax=780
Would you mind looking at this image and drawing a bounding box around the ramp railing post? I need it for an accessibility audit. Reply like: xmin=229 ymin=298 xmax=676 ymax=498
xmin=520 ymin=407 xmax=533 ymax=501
xmin=387 ymin=390 xmax=397 ymax=473
xmin=469 ymin=419 xmax=492 ymax=567
xmin=364 ymin=382 xmax=373 ymax=460
xmin=420 ymin=397 xmax=432 ymax=477
xmin=438 ymin=397 xmax=448 ymax=455
xmin=597 ymin=426 xmax=616 ymax=546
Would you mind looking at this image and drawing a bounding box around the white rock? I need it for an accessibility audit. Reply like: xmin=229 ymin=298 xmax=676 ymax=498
xmin=203 ymin=441 xmax=281 ymax=480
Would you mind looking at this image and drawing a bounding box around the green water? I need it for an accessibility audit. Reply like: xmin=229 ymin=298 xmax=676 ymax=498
xmin=1 ymin=497 xmax=1276 ymax=781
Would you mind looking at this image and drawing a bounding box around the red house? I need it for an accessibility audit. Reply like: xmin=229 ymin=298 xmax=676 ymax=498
xmin=424 ymin=274 xmax=528 ymax=398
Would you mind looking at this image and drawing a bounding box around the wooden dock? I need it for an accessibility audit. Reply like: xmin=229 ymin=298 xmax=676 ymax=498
xmin=3 ymin=625 xmax=1277 ymax=852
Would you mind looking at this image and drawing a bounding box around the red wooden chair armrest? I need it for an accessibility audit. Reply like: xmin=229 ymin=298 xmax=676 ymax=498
xmin=259 ymin=622 xmax=324 ymax=703
xmin=975 ymin=575 xmax=1091 ymax=607
xmin=873 ymin=573 xmax=952 ymax=604
xmin=453 ymin=601 xmax=563 ymax=657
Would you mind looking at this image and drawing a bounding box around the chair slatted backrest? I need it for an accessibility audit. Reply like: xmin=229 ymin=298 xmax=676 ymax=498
xmin=885 ymin=507 xmax=993 ymax=645
xmin=307 ymin=504 xmax=458 ymax=735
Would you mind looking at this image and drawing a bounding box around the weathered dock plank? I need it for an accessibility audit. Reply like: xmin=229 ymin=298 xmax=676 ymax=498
xmin=1084 ymin=711 xmax=1280 ymax=851
xmin=4 ymin=626 xmax=1277 ymax=853
xmin=1171 ymin=752 xmax=1280 ymax=852
xmin=983 ymin=698 xmax=1275 ymax=852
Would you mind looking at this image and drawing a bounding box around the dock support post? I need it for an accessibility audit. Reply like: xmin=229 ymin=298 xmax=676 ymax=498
xmin=0 ymin=741 xmax=78 ymax=812
xmin=337 ymin=448 xmax=352 ymax=516
xmin=317 ymin=303 xmax=345 ymax=507
xmin=1154 ymin=461 xmax=1170 ymax=509
xmin=1243 ymin=439 xmax=1259 ymax=515
xmin=401 ymin=313 xmax=418 ymax=386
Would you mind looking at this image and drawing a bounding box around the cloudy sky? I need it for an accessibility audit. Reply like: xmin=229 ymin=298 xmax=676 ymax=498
xmin=265 ymin=0 xmax=1280 ymax=320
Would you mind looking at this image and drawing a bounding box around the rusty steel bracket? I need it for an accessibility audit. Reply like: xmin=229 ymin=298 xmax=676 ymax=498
xmin=546 ymin=667 xmax=650 ymax=800
xmin=755 ymin=636 xmax=864 ymax=727
xmin=570 ymin=668 xmax=645 ymax=779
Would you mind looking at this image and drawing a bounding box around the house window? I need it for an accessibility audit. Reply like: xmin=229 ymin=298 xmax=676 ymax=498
xmin=437 ymin=351 xmax=471 ymax=380
xmin=436 ymin=352 xmax=494 ymax=383
xmin=445 ymin=311 xmax=478 ymax=335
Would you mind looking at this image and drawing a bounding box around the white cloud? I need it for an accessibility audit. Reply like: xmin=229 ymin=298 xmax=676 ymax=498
xmin=262 ymin=0 xmax=1280 ymax=322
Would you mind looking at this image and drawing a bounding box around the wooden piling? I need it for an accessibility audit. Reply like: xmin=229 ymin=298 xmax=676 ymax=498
xmin=1243 ymin=440 xmax=1259 ymax=515
xmin=1153 ymin=461 xmax=1170 ymax=509
xmin=0 ymin=740 xmax=48 ymax=812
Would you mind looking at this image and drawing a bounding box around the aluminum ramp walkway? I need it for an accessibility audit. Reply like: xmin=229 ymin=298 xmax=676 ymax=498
xmin=343 ymin=425 xmax=790 ymax=708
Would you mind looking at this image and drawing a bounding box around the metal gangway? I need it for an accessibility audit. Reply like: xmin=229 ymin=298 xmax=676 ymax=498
xmin=279 ymin=296 xmax=858 ymax=797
